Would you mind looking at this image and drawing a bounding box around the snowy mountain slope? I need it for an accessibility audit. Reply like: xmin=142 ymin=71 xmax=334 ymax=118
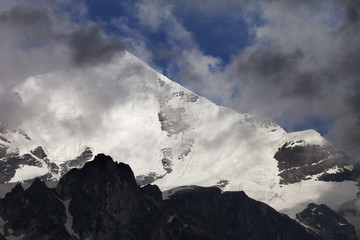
xmin=0 ymin=51 xmax=358 ymax=220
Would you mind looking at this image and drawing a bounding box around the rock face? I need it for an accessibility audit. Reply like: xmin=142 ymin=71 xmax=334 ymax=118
xmin=296 ymin=203 xmax=358 ymax=240
xmin=274 ymin=143 xmax=353 ymax=184
xmin=0 ymin=179 xmax=71 ymax=239
xmin=0 ymin=127 xmax=93 ymax=184
xmin=59 ymin=147 xmax=93 ymax=176
xmin=0 ymin=154 xmax=338 ymax=240
xmin=0 ymin=153 xmax=43 ymax=183
xmin=55 ymin=154 xmax=164 ymax=239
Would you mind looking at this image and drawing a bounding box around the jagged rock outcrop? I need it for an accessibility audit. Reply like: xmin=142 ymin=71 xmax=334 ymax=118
xmin=59 ymin=147 xmax=93 ymax=176
xmin=274 ymin=143 xmax=352 ymax=184
xmin=0 ymin=153 xmax=44 ymax=183
xmin=296 ymin=203 xmax=357 ymax=240
xmin=318 ymin=163 xmax=360 ymax=183
xmin=0 ymin=179 xmax=73 ymax=239
xmin=0 ymin=154 xmax=354 ymax=239
xmin=56 ymin=154 xmax=169 ymax=239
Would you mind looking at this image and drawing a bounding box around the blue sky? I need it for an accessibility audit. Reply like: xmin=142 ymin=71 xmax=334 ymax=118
xmin=0 ymin=0 xmax=360 ymax=156
xmin=81 ymin=0 xmax=259 ymax=69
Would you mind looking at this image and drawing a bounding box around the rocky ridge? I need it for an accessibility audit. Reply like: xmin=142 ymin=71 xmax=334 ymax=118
xmin=1 ymin=154 xmax=355 ymax=240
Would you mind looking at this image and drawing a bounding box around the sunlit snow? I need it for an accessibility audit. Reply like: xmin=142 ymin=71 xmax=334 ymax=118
xmin=2 ymin=51 xmax=356 ymax=219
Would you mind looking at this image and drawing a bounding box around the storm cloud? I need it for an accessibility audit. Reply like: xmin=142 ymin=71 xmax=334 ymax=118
xmin=235 ymin=47 xmax=322 ymax=98
xmin=67 ymin=25 xmax=126 ymax=67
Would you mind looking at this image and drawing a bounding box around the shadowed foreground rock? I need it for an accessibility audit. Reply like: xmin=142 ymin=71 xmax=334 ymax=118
xmin=0 ymin=154 xmax=353 ymax=239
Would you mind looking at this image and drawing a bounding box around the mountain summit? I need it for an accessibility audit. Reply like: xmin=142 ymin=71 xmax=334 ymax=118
xmin=0 ymin=51 xmax=359 ymax=228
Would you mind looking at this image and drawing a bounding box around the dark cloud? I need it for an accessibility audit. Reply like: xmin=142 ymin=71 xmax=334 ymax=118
xmin=342 ymin=0 xmax=360 ymax=24
xmin=0 ymin=3 xmax=127 ymax=71
xmin=0 ymin=93 xmax=26 ymax=127
xmin=0 ymin=5 xmax=52 ymax=31
xmin=0 ymin=4 xmax=63 ymax=92
xmin=237 ymin=48 xmax=302 ymax=79
xmin=225 ymin=0 xmax=360 ymax=157
xmin=67 ymin=25 xmax=126 ymax=67
xmin=0 ymin=3 xmax=127 ymax=128
xmin=235 ymin=47 xmax=320 ymax=99
xmin=277 ymin=0 xmax=360 ymax=25
xmin=330 ymin=1 xmax=360 ymax=155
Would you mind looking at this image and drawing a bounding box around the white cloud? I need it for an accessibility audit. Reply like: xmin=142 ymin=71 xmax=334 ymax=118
xmin=136 ymin=0 xmax=173 ymax=32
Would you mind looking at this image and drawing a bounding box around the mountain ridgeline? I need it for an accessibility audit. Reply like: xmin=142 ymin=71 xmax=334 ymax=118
xmin=0 ymin=154 xmax=356 ymax=240
xmin=0 ymin=51 xmax=359 ymax=238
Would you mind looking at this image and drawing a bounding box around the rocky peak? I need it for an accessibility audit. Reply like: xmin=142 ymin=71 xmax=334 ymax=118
xmin=296 ymin=203 xmax=358 ymax=240
xmin=56 ymin=153 xmax=138 ymax=200
xmin=274 ymin=143 xmax=352 ymax=184
xmin=30 ymin=146 xmax=47 ymax=159
xmin=0 ymin=154 xmax=357 ymax=239
xmin=56 ymin=154 xmax=143 ymax=239
xmin=0 ymin=178 xmax=70 ymax=239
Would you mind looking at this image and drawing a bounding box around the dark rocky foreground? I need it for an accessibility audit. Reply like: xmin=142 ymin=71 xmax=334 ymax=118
xmin=0 ymin=154 xmax=356 ymax=239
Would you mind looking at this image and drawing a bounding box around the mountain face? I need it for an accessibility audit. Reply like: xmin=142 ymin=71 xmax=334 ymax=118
xmin=1 ymin=154 xmax=355 ymax=240
xmin=0 ymin=51 xmax=359 ymax=232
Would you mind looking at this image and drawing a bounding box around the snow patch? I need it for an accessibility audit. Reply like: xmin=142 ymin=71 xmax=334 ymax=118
xmin=167 ymin=215 xmax=175 ymax=223
xmin=325 ymin=166 xmax=341 ymax=174
xmin=279 ymin=129 xmax=329 ymax=148
xmin=62 ymin=199 xmax=79 ymax=239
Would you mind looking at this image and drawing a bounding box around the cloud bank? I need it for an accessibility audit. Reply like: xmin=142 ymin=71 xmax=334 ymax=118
xmin=0 ymin=1 xmax=126 ymax=127
xmin=227 ymin=0 xmax=360 ymax=155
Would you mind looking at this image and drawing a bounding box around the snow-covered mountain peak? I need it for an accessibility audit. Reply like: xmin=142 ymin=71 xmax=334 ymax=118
xmin=0 ymin=51 xmax=358 ymax=227
xmin=279 ymin=129 xmax=330 ymax=149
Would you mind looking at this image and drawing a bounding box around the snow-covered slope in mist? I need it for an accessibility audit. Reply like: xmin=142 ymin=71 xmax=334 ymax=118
xmin=0 ymin=51 xmax=358 ymax=218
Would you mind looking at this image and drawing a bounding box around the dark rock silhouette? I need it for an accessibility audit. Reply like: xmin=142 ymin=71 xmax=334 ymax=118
xmin=0 ymin=154 xmax=355 ymax=239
